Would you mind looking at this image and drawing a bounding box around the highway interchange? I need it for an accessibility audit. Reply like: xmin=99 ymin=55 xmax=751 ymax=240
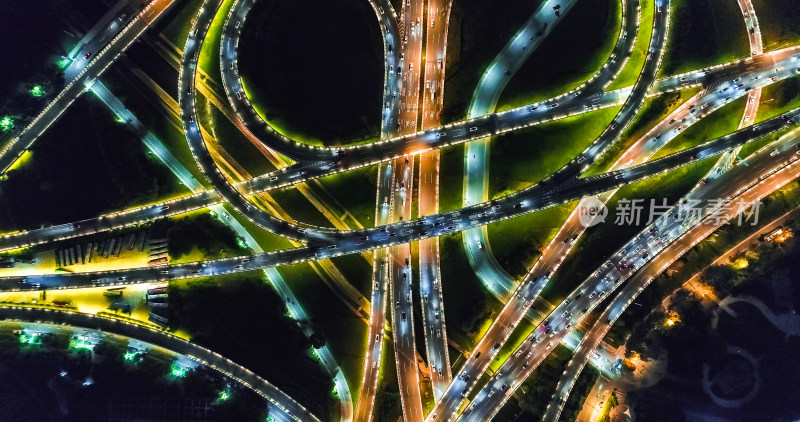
xmin=2 ymin=0 xmax=800 ymax=420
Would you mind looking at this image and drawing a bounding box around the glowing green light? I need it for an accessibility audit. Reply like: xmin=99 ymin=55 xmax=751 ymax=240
xmin=29 ymin=85 xmax=45 ymax=97
xmin=0 ymin=116 xmax=13 ymax=132
xmin=114 ymin=115 xmax=125 ymax=124
xmin=124 ymin=352 xmax=137 ymax=361
xmin=18 ymin=333 xmax=40 ymax=344
xmin=170 ymin=363 xmax=187 ymax=378
xmin=70 ymin=339 xmax=92 ymax=350
xmin=237 ymin=238 xmax=247 ymax=249
xmin=218 ymin=390 xmax=231 ymax=401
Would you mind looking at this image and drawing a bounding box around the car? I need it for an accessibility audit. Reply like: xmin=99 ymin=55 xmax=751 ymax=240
xmin=501 ymin=383 xmax=510 ymax=392
xmin=436 ymin=329 xmax=441 ymax=337
xmin=376 ymin=334 xmax=381 ymax=341
xmin=492 ymin=342 xmax=501 ymax=351
xmin=473 ymin=351 xmax=481 ymax=359
xmin=84 ymin=51 xmax=92 ymax=59
xmin=409 ymin=63 xmax=413 ymax=71
xmin=545 ymin=341 xmax=553 ymax=349
xmin=400 ymin=53 xmax=404 ymax=60
xmin=401 ymin=312 xmax=407 ymax=321
xmin=488 ymin=389 xmax=495 ymax=397
xmin=469 ymin=126 xmax=478 ymax=132
xmin=477 ymin=241 xmax=483 ymax=250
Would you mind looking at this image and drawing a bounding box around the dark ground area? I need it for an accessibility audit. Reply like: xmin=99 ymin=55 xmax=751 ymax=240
xmin=237 ymin=0 xmax=384 ymax=146
xmin=0 ymin=96 xmax=186 ymax=232
xmin=169 ymin=275 xmax=335 ymax=419
xmin=0 ymin=330 xmax=265 ymax=422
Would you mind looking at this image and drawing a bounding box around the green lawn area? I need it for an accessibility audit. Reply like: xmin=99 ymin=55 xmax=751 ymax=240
xmin=220 ymin=203 xmax=294 ymax=252
xmin=750 ymin=0 xmax=800 ymax=46
xmin=605 ymin=0 xmax=654 ymax=91
xmin=317 ymin=166 xmax=379 ymax=228
xmin=169 ymin=273 xmax=335 ymax=417
xmin=198 ymin=0 xmax=235 ymax=77
xmin=487 ymin=204 xmax=574 ymax=280
xmin=486 ymin=320 xmax=536 ymax=374
xmin=588 ymin=89 xmax=699 ymax=175
xmin=277 ymin=262 xmax=368 ymax=406
xmin=754 ymin=77 xmax=800 ymax=124
xmin=439 ymin=144 xmax=466 ymax=212
xmin=489 ymin=107 xmax=621 ymax=198
xmin=652 ymin=97 xmax=747 ymax=159
xmin=269 ymin=187 xmax=336 ymax=229
xmin=329 ymin=254 xmax=373 ymax=298
xmin=660 ymin=0 xmax=750 ymax=76
xmin=496 ymin=0 xmax=621 ymax=111
xmin=236 ymin=0 xmax=383 ymax=147
xmin=159 ymin=0 xmax=204 ymax=50
xmin=439 ymin=232 xmax=503 ymax=349
xmin=442 ymin=0 xmax=541 ymax=123
xmin=194 ymin=95 xmax=277 ymax=176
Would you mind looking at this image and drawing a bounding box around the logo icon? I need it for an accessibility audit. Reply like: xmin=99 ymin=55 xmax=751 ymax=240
xmin=577 ymin=197 xmax=607 ymax=227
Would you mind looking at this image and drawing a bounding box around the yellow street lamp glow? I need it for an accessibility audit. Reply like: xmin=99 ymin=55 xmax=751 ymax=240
xmin=733 ymin=258 xmax=749 ymax=269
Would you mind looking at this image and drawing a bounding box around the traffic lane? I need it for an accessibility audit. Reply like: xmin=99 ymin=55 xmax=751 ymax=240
xmin=0 ymin=0 xmax=178 ymax=174
xmin=446 ymin=2 xmax=641 ymax=414
xmin=354 ymin=248 xmax=389 ymax=422
xmin=355 ymin=160 xmax=395 ymax=421
xmin=543 ymin=144 xmax=799 ymax=422
xmin=461 ymin=127 xmax=800 ymax=422
xmin=64 ymin=1 xmax=142 ymax=80
xmin=9 ymin=106 xmax=800 ymax=289
xmin=551 ymin=0 xmax=669 ymax=183
xmin=449 ymin=1 xmax=669 ymax=392
xmin=245 ymin=50 xmax=800 ymax=196
xmin=390 ymin=152 xmax=424 ymax=421
xmin=181 ymin=0 xmax=339 ymax=244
